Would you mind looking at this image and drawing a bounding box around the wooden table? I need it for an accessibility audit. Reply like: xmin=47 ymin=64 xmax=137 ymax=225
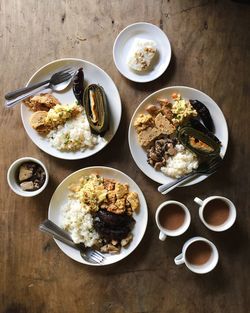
xmin=1 ymin=1 xmax=249 ymax=312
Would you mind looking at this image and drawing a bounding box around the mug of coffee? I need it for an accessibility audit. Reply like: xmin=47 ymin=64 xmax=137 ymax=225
xmin=174 ymin=236 xmax=219 ymax=274
xmin=194 ymin=196 xmax=236 ymax=232
xmin=155 ymin=200 xmax=191 ymax=241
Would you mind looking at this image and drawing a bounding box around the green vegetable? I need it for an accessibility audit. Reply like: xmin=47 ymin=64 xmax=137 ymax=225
xmin=83 ymin=84 xmax=109 ymax=135
xmin=177 ymin=126 xmax=221 ymax=157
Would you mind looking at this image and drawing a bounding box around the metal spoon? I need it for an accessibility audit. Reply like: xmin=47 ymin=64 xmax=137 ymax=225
xmin=5 ymin=68 xmax=76 ymax=108
xmin=39 ymin=219 xmax=105 ymax=264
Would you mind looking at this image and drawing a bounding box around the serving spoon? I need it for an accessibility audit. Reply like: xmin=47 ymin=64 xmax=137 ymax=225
xmin=39 ymin=219 xmax=105 ymax=264
xmin=5 ymin=68 xmax=76 ymax=108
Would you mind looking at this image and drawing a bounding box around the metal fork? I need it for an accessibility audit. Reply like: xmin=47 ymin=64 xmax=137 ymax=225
xmin=158 ymin=155 xmax=223 ymax=195
xmin=5 ymin=68 xmax=76 ymax=108
xmin=39 ymin=219 xmax=105 ymax=264
xmin=5 ymin=68 xmax=75 ymax=100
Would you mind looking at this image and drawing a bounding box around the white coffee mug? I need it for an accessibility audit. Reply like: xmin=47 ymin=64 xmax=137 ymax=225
xmin=155 ymin=200 xmax=191 ymax=241
xmin=194 ymin=196 xmax=236 ymax=232
xmin=174 ymin=236 xmax=219 ymax=274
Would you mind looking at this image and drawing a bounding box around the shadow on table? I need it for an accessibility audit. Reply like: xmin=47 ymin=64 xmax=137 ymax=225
xmin=210 ymin=221 xmax=247 ymax=256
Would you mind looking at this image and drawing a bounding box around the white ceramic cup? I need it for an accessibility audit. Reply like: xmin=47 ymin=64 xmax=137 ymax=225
xmin=174 ymin=236 xmax=219 ymax=274
xmin=155 ymin=200 xmax=191 ymax=241
xmin=7 ymin=157 xmax=49 ymax=197
xmin=194 ymin=196 xmax=236 ymax=232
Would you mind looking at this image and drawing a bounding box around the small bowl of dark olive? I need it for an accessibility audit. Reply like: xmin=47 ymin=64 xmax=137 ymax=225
xmin=7 ymin=157 xmax=49 ymax=197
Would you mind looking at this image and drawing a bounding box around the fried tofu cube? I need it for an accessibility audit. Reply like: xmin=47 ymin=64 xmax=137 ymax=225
xmin=107 ymin=203 xmax=125 ymax=214
xmin=107 ymin=190 xmax=117 ymax=203
xmin=115 ymin=198 xmax=126 ymax=211
xmin=127 ymin=192 xmax=139 ymax=211
xmin=115 ymin=183 xmax=129 ymax=199
xmin=103 ymin=178 xmax=116 ymax=191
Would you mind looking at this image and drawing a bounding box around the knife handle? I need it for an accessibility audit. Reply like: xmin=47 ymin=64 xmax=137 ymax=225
xmin=5 ymin=79 xmax=50 ymax=100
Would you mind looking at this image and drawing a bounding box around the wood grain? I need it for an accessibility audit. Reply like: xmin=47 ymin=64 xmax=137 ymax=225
xmin=0 ymin=0 xmax=249 ymax=312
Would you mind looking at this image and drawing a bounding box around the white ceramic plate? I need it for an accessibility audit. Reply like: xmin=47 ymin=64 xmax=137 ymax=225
xmin=128 ymin=86 xmax=228 ymax=186
xmin=21 ymin=58 xmax=122 ymax=160
xmin=48 ymin=166 xmax=148 ymax=266
xmin=113 ymin=22 xmax=171 ymax=83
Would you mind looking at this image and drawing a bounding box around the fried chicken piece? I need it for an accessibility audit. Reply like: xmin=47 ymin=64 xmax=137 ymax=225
xmin=161 ymin=105 xmax=173 ymax=120
xmin=146 ymin=104 xmax=161 ymax=116
xmin=23 ymin=93 xmax=60 ymax=111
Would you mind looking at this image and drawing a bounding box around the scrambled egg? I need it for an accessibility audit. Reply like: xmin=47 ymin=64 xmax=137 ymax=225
xmin=134 ymin=113 xmax=154 ymax=133
xmin=45 ymin=103 xmax=81 ymax=127
xmin=171 ymin=96 xmax=197 ymax=124
xmin=69 ymin=174 xmax=107 ymax=212
xmin=29 ymin=102 xmax=81 ymax=133
xmin=68 ymin=174 xmax=140 ymax=214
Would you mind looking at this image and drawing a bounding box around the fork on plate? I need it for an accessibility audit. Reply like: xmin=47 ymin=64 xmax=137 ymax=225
xmin=158 ymin=155 xmax=223 ymax=195
xmin=5 ymin=67 xmax=76 ymax=108
xmin=39 ymin=219 xmax=105 ymax=264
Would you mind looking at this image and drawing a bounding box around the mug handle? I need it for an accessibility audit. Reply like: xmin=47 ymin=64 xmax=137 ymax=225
xmin=159 ymin=231 xmax=167 ymax=241
xmin=194 ymin=197 xmax=203 ymax=206
xmin=174 ymin=253 xmax=185 ymax=265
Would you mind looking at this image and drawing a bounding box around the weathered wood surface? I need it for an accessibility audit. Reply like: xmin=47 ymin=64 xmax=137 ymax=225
xmin=0 ymin=0 xmax=249 ymax=312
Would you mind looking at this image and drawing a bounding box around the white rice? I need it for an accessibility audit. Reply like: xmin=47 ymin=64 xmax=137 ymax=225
xmin=61 ymin=199 xmax=100 ymax=246
xmin=47 ymin=113 xmax=101 ymax=151
xmin=161 ymin=144 xmax=198 ymax=178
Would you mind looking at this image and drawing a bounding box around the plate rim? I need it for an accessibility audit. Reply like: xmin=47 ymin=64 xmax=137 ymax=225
xmin=20 ymin=57 xmax=122 ymax=160
xmin=128 ymin=85 xmax=229 ymax=185
xmin=48 ymin=166 xmax=148 ymax=266
xmin=113 ymin=22 xmax=172 ymax=83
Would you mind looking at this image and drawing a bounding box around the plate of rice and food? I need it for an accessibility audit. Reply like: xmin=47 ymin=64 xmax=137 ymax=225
xmin=128 ymin=86 xmax=228 ymax=186
xmin=48 ymin=166 xmax=148 ymax=266
xmin=113 ymin=22 xmax=171 ymax=82
xmin=21 ymin=58 xmax=122 ymax=160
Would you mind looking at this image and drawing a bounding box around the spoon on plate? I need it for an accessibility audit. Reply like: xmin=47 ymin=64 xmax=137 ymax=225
xmin=39 ymin=219 xmax=105 ymax=264
xmin=5 ymin=68 xmax=76 ymax=108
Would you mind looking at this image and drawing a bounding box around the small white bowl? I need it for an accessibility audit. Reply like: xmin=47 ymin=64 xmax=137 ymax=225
xmin=113 ymin=22 xmax=171 ymax=83
xmin=7 ymin=157 xmax=49 ymax=197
